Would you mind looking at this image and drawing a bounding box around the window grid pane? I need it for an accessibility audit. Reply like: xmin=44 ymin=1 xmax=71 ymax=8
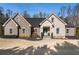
xmin=56 ymin=28 xmax=59 ymax=34
xmin=10 ymin=29 xmax=12 ymax=34
xmin=23 ymin=29 xmax=25 ymax=33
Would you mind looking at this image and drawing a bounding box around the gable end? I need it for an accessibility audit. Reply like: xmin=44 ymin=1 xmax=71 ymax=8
xmin=40 ymin=13 xmax=67 ymax=25
xmin=13 ymin=13 xmax=32 ymax=27
xmin=3 ymin=18 xmax=18 ymax=27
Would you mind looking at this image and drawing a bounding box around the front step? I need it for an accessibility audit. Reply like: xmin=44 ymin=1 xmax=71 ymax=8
xmin=43 ymin=36 xmax=51 ymax=39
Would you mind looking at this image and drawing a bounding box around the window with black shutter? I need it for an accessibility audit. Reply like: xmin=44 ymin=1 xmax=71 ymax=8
xmin=51 ymin=18 xmax=54 ymax=22
xmin=22 ymin=29 xmax=25 ymax=33
xmin=56 ymin=28 xmax=59 ymax=34
xmin=10 ymin=29 xmax=12 ymax=34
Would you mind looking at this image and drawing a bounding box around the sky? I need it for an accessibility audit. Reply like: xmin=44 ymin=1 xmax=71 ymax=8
xmin=0 ymin=3 xmax=77 ymax=16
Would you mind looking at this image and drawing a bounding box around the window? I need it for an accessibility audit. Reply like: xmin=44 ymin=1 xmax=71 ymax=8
xmin=51 ymin=18 xmax=54 ymax=22
xmin=10 ymin=29 xmax=12 ymax=34
xmin=56 ymin=28 xmax=59 ymax=34
xmin=52 ymin=25 xmax=54 ymax=27
xmin=66 ymin=29 xmax=69 ymax=33
xmin=22 ymin=29 xmax=25 ymax=33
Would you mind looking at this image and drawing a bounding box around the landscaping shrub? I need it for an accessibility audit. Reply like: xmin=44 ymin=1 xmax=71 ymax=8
xmin=19 ymin=34 xmax=30 ymax=39
xmin=76 ymin=27 xmax=79 ymax=39
xmin=32 ymin=32 xmax=40 ymax=38
xmin=0 ymin=23 xmax=4 ymax=37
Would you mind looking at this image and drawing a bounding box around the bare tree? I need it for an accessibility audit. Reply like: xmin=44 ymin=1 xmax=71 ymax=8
xmin=0 ymin=7 xmax=4 ymax=14
xmin=67 ymin=5 xmax=72 ymax=16
xmin=6 ymin=9 xmax=13 ymax=17
xmin=72 ymin=4 xmax=79 ymax=26
xmin=23 ymin=10 xmax=30 ymax=18
xmin=65 ymin=4 xmax=79 ymax=26
xmin=60 ymin=6 xmax=66 ymax=19
xmin=32 ymin=12 xmax=47 ymax=18
xmin=32 ymin=14 xmax=39 ymax=18
xmin=0 ymin=7 xmax=5 ymax=24
xmin=0 ymin=7 xmax=4 ymax=36
xmin=66 ymin=5 xmax=73 ymax=24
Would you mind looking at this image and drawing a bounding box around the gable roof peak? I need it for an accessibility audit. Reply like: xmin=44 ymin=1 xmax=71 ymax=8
xmin=13 ymin=13 xmax=21 ymax=18
xmin=48 ymin=13 xmax=67 ymax=24
xmin=9 ymin=16 xmax=13 ymax=19
xmin=13 ymin=13 xmax=32 ymax=27
xmin=40 ymin=13 xmax=67 ymax=25
xmin=2 ymin=17 xmax=18 ymax=27
xmin=15 ymin=13 xmax=19 ymax=15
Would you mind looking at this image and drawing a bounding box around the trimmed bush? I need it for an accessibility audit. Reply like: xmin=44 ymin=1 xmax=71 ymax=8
xmin=76 ymin=27 xmax=79 ymax=39
xmin=19 ymin=34 xmax=30 ymax=39
xmin=0 ymin=23 xmax=4 ymax=37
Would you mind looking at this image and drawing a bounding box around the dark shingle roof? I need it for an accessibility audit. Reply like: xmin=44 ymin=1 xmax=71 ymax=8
xmin=65 ymin=23 xmax=75 ymax=28
xmin=26 ymin=18 xmax=45 ymax=27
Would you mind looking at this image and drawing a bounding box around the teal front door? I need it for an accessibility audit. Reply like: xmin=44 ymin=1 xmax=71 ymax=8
xmin=43 ymin=27 xmax=50 ymax=36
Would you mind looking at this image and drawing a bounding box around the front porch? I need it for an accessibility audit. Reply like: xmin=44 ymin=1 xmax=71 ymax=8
xmin=41 ymin=26 xmax=53 ymax=39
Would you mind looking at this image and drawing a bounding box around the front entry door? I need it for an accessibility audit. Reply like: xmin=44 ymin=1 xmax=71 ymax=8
xmin=43 ymin=27 xmax=50 ymax=36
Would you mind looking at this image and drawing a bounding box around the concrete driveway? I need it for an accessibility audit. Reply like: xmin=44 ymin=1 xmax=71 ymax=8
xmin=0 ymin=38 xmax=79 ymax=55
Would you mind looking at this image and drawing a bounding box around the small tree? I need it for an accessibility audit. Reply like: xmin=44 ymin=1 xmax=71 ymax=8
xmin=76 ymin=27 xmax=79 ymax=39
xmin=0 ymin=23 xmax=3 ymax=37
